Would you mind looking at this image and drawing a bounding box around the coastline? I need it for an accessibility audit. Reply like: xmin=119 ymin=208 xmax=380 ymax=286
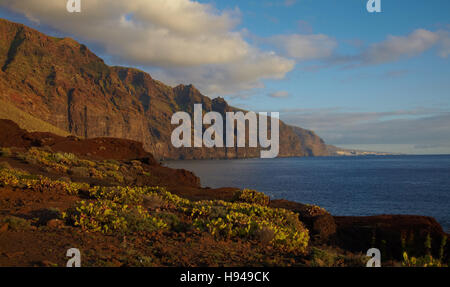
xmin=165 ymin=155 xmax=450 ymax=233
xmin=0 ymin=119 xmax=448 ymax=266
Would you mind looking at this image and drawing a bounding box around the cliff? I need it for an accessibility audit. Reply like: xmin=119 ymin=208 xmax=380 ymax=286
xmin=0 ymin=18 xmax=329 ymax=159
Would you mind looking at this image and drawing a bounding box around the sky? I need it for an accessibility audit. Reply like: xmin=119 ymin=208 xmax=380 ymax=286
xmin=0 ymin=0 xmax=449 ymax=154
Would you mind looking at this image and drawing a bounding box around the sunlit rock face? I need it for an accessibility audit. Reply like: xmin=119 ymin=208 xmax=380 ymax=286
xmin=0 ymin=19 xmax=329 ymax=160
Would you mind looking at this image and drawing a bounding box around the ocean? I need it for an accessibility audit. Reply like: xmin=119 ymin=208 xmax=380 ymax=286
xmin=165 ymin=155 xmax=450 ymax=232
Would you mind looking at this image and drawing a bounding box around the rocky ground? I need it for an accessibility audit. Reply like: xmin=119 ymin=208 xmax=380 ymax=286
xmin=0 ymin=119 xmax=448 ymax=267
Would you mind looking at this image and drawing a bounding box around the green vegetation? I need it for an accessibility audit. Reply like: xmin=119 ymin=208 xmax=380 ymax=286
xmin=0 ymin=147 xmax=12 ymax=157
xmin=232 ymin=189 xmax=270 ymax=206
xmin=402 ymin=252 xmax=447 ymax=267
xmin=15 ymin=148 xmax=124 ymax=182
xmin=400 ymin=233 xmax=448 ymax=267
xmin=303 ymin=204 xmax=329 ymax=216
xmin=67 ymin=200 xmax=167 ymax=235
xmin=309 ymin=247 xmax=367 ymax=267
xmin=0 ymin=167 xmax=88 ymax=195
xmin=0 ymin=216 xmax=31 ymax=231
xmin=88 ymin=186 xmax=168 ymax=205
xmin=0 ymin=163 xmax=309 ymax=253
xmin=439 ymin=236 xmax=447 ymax=262
xmin=1 ymin=146 xmax=447 ymax=267
xmin=191 ymin=200 xmax=309 ymax=252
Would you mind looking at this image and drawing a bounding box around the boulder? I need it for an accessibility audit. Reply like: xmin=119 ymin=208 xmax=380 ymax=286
xmin=334 ymin=215 xmax=449 ymax=261
xmin=270 ymin=199 xmax=337 ymax=243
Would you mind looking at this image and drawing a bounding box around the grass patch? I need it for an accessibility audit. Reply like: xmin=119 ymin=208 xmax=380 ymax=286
xmin=0 ymin=150 xmax=310 ymax=253
xmin=0 ymin=147 xmax=12 ymax=157
xmin=309 ymin=247 xmax=366 ymax=267
xmin=0 ymin=167 xmax=89 ymax=195
xmin=1 ymin=216 xmax=31 ymax=231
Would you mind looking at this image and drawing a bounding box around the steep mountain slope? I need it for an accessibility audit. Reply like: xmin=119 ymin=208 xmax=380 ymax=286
xmin=0 ymin=98 xmax=70 ymax=137
xmin=291 ymin=126 xmax=329 ymax=156
xmin=0 ymin=18 xmax=329 ymax=159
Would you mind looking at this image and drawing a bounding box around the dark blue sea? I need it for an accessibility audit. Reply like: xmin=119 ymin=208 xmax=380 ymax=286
xmin=166 ymin=155 xmax=450 ymax=232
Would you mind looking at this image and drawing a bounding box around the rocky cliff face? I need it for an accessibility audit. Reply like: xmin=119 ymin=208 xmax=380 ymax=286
xmin=0 ymin=18 xmax=329 ymax=159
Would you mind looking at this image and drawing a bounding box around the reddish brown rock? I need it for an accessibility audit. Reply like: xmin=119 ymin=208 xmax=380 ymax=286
xmin=270 ymin=199 xmax=337 ymax=243
xmin=0 ymin=119 xmax=156 ymax=162
xmin=36 ymin=260 xmax=58 ymax=267
xmin=46 ymin=219 xmax=64 ymax=229
xmin=0 ymin=18 xmax=330 ymax=160
xmin=334 ymin=215 xmax=449 ymax=261
xmin=0 ymin=223 xmax=8 ymax=232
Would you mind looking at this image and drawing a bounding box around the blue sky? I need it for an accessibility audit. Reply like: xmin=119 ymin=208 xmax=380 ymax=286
xmin=0 ymin=0 xmax=449 ymax=154
xmin=217 ymin=0 xmax=450 ymax=111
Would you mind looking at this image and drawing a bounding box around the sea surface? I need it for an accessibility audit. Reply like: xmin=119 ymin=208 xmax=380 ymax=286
xmin=165 ymin=155 xmax=450 ymax=232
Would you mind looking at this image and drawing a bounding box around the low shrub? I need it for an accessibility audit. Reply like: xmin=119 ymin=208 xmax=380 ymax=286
xmin=89 ymin=167 xmax=104 ymax=179
xmin=0 ymin=168 xmax=89 ymax=195
xmin=88 ymin=186 xmax=162 ymax=205
xmin=78 ymin=159 xmax=97 ymax=168
xmin=25 ymin=148 xmax=69 ymax=173
xmin=14 ymin=148 xmax=127 ymax=181
xmin=1 ymin=216 xmax=31 ymax=231
xmin=0 ymin=161 xmax=12 ymax=170
xmin=232 ymin=189 xmax=270 ymax=206
xmin=191 ymin=200 xmax=309 ymax=253
xmin=309 ymin=247 xmax=367 ymax=267
xmin=1 ymin=162 xmax=309 ymax=252
xmin=105 ymin=170 xmax=124 ymax=183
xmin=156 ymin=212 xmax=187 ymax=232
xmin=66 ymin=200 xmax=167 ymax=234
xmin=303 ymin=204 xmax=329 ymax=216
xmin=402 ymin=251 xmax=447 ymax=267
xmin=69 ymin=166 xmax=90 ymax=177
xmin=0 ymin=147 xmax=12 ymax=157
xmin=51 ymin=152 xmax=77 ymax=164
xmin=142 ymin=194 xmax=166 ymax=210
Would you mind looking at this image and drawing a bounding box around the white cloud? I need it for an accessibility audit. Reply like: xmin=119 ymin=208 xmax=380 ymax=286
xmin=1 ymin=0 xmax=294 ymax=95
xmin=150 ymin=51 xmax=294 ymax=95
xmin=328 ymin=29 xmax=450 ymax=68
xmin=281 ymin=107 xmax=450 ymax=151
xmin=437 ymin=30 xmax=450 ymax=58
xmin=284 ymin=0 xmax=297 ymax=7
xmin=267 ymin=34 xmax=337 ymax=61
xmin=268 ymin=91 xmax=290 ymax=98
xmin=362 ymin=29 xmax=439 ymax=64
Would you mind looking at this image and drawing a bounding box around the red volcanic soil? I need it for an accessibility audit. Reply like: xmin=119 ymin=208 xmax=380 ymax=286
xmin=0 ymin=119 xmax=153 ymax=162
xmin=0 ymin=119 xmax=240 ymax=202
xmin=0 ymin=184 xmax=293 ymax=267
xmin=0 ymin=119 xmax=309 ymax=267
xmin=0 ymin=118 xmax=448 ymax=266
